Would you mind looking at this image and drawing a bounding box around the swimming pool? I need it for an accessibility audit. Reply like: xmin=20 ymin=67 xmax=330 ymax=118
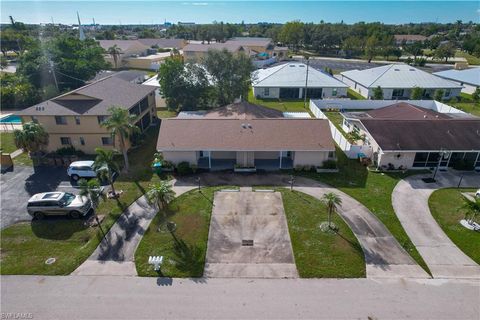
xmin=0 ymin=115 xmax=22 ymax=123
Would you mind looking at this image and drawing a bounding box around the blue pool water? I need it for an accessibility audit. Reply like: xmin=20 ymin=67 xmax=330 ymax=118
xmin=0 ymin=115 xmax=22 ymax=123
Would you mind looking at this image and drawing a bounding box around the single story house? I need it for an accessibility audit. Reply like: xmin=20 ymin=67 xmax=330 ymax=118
xmin=253 ymin=63 xmax=348 ymax=99
xmin=340 ymin=64 xmax=463 ymax=100
xmin=394 ymin=35 xmax=427 ymax=46
xmin=182 ymin=43 xmax=249 ymax=62
xmin=433 ymin=67 xmax=480 ymax=94
xmin=137 ymin=38 xmax=187 ymax=50
xmin=157 ymin=102 xmax=335 ymax=170
xmin=340 ymin=102 xmax=480 ymax=170
xmin=98 ymin=40 xmax=150 ymax=68
xmin=87 ymin=70 xmax=147 ymax=84
xmin=16 ymin=75 xmax=157 ymax=154
xmin=226 ymin=37 xmax=288 ymax=61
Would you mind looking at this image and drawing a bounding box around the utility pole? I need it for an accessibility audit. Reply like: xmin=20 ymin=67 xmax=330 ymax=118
xmin=303 ymin=56 xmax=310 ymax=109
xmin=49 ymin=60 xmax=59 ymax=92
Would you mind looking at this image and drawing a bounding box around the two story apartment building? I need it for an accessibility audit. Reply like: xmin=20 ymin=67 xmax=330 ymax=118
xmin=17 ymin=74 xmax=157 ymax=154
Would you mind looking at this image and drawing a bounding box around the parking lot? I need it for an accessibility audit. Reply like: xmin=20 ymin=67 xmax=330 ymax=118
xmin=0 ymin=165 xmax=79 ymax=229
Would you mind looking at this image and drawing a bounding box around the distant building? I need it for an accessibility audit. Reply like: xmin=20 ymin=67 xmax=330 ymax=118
xmin=226 ymin=37 xmax=288 ymax=61
xmin=16 ymin=75 xmax=156 ymax=154
xmin=394 ymin=35 xmax=427 ymax=46
xmin=433 ymin=67 xmax=480 ymax=94
xmin=182 ymin=42 xmax=249 ymax=61
xmin=137 ymin=38 xmax=186 ymax=50
xmin=253 ymin=62 xmax=348 ymax=99
xmin=340 ymin=64 xmax=462 ymax=100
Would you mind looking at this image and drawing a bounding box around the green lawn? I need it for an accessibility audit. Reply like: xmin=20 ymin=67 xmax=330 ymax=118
xmin=0 ymin=126 xmax=163 ymax=275
xmin=428 ymin=188 xmax=480 ymax=264
xmin=279 ymin=189 xmax=365 ymax=278
xmin=135 ymin=187 xmax=222 ymax=277
xmin=247 ymin=89 xmax=310 ymax=113
xmin=296 ymin=148 xmax=431 ymax=274
xmin=0 ymin=132 xmax=17 ymax=153
xmin=455 ymin=50 xmax=480 ymax=65
xmin=448 ymin=93 xmax=480 ymax=117
xmin=157 ymin=108 xmax=177 ymax=119
xmin=347 ymin=89 xmax=366 ymax=100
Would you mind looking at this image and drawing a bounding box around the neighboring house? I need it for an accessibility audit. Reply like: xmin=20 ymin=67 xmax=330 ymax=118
xmin=340 ymin=64 xmax=463 ymax=100
xmin=125 ymin=51 xmax=171 ymax=70
xmin=16 ymin=75 xmax=157 ymax=154
xmin=182 ymin=42 xmax=249 ymax=61
xmin=253 ymin=63 xmax=348 ymax=99
xmin=137 ymin=38 xmax=187 ymax=50
xmin=98 ymin=40 xmax=150 ymax=68
xmin=226 ymin=37 xmax=288 ymax=61
xmin=142 ymin=76 xmax=166 ymax=108
xmin=87 ymin=70 xmax=147 ymax=84
xmin=340 ymin=102 xmax=480 ymax=170
xmin=157 ymin=102 xmax=335 ymax=170
xmin=394 ymin=35 xmax=427 ymax=46
xmin=433 ymin=67 xmax=480 ymax=94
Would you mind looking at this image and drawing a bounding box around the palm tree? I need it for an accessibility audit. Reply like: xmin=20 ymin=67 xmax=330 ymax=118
xmin=145 ymin=181 xmax=176 ymax=212
xmin=460 ymin=195 xmax=480 ymax=225
xmin=321 ymin=192 xmax=342 ymax=229
xmin=101 ymin=106 xmax=139 ymax=172
xmin=93 ymin=147 xmax=120 ymax=197
xmin=107 ymin=45 xmax=122 ymax=68
xmin=78 ymin=178 xmax=106 ymax=235
xmin=14 ymin=122 xmax=49 ymax=154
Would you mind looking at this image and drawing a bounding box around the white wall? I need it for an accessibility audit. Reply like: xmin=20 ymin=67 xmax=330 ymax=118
xmin=293 ymin=151 xmax=329 ymax=167
xmin=378 ymin=152 xmax=416 ymax=169
xmin=253 ymin=87 xmax=280 ymax=99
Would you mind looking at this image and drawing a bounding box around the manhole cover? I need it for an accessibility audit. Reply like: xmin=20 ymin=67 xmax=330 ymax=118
xmin=242 ymin=240 xmax=254 ymax=246
xmin=45 ymin=257 xmax=56 ymax=265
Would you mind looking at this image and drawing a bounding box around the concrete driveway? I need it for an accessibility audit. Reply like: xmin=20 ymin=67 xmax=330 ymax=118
xmin=204 ymin=188 xmax=298 ymax=278
xmin=392 ymin=171 xmax=480 ymax=279
xmin=0 ymin=165 xmax=79 ymax=229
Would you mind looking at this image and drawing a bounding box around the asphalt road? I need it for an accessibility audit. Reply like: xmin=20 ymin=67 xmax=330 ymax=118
xmin=0 ymin=165 xmax=78 ymax=229
xmin=1 ymin=275 xmax=479 ymax=319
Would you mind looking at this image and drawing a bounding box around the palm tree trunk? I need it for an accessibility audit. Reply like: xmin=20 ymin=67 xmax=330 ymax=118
xmin=110 ymin=179 xmax=116 ymax=196
xmin=328 ymin=205 xmax=332 ymax=228
xmin=119 ymin=135 xmax=129 ymax=172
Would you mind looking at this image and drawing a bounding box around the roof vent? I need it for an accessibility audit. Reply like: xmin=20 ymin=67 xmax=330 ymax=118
xmin=289 ymin=65 xmax=296 ymax=67
xmin=247 ymin=123 xmax=252 ymax=129
xmin=409 ymin=69 xmax=416 ymax=71
xmin=423 ymin=114 xmax=427 ymax=118
xmin=241 ymin=123 xmax=247 ymax=129
xmin=394 ymin=69 xmax=400 ymax=71
xmin=299 ymin=65 xmax=305 ymax=67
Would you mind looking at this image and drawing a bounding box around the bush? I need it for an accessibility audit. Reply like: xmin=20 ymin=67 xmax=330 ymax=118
xmin=55 ymin=146 xmax=85 ymax=156
xmin=294 ymin=165 xmax=303 ymax=172
xmin=176 ymin=161 xmax=192 ymax=175
xmin=162 ymin=160 xmax=174 ymax=169
xmin=322 ymin=160 xmax=337 ymax=169
xmin=190 ymin=164 xmax=198 ymax=173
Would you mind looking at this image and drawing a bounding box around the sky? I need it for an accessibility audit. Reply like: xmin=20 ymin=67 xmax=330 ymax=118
xmin=1 ymin=1 xmax=479 ymax=25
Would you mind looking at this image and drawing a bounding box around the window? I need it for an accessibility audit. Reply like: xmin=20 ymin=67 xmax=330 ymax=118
xmin=264 ymin=88 xmax=269 ymax=96
xmin=79 ymin=137 xmax=85 ymax=146
xmin=55 ymin=116 xmax=67 ymax=125
xmin=392 ymin=89 xmax=404 ymax=97
xmin=97 ymin=116 xmax=107 ymax=125
xmin=129 ymin=104 xmax=141 ymax=116
xmin=60 ymin=137 xmax=72 ymax=145
xmin=31 ymin=116 xmax=38 ymax=123
xmin=328 ymin=151 xmax=335 ymax=159
xmin=139 ymin=97 xmax=149 ymax=112
xmin=102 ymin=137 xmax=113 ymax=146
xmin=74 ymin=116 xmax=81 ymax=125
xmin=332 ymin=88 xmax=337 ymax=97
xmin=413 ymin=152 xmax=428 ymax=167
xmin=444 ymin=89 xmax=451 ymax=97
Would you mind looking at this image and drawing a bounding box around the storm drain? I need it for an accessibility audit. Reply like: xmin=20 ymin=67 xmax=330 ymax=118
xmin=242 ymin=240 xmax=254 ymax=246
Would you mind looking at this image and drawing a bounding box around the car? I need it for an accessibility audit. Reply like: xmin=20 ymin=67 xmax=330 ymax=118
xmin=67 ymin=160 xmax=96 ymax=181
xmin=27 ymin=192 xmax=93 ymax=219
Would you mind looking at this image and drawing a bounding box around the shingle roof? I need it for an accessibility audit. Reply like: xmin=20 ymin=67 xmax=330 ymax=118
xmin=200 ymin=102 xmax=284 ymax=119
xmin=433 ymin=67 xmax=480 ymax=87
xmin=88 ymin=70 xmax=147 ymax=83
xmin=137 ymin=38 xmax=185 ymax=49
xmin=394 ymin=35 xmax=427 ymax=42
xmin=17 ymin=76 xmax=156 ymax=116
xmin=361 ymin=119 xmax=480 ymax=151
xmin=98 ymin=40 xmax=148 ymax=52
xmin=226 ymin=37 xmax=272 ymax=47
xmin=183 ymin=42 xmax=245 ymax=53
xmin=253 ymin=62 xmax=348 ymax=88
xmin=341 ymin=64 xmax=462 ymax=89
xmin=365 ymin=102 xmax=451 ymax=120
xmin=157 ymin=118 xmax=334 ymax=151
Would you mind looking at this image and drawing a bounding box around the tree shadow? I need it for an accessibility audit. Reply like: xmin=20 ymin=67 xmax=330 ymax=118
xmin=335 ymin=229 xmax=364 ymax=259
xmin=170 ymin=232 xmax=205 ymax=277
xmin=30 ymin=217 xmax=89 ymax=240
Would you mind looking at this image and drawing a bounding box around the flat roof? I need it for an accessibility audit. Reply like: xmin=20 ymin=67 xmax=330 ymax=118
xmin=361 ymin=119 xmax=480 ymax=151
xmin=253 ymin=62 xmax=348 ymax=88
xmin=341 ymin=64 xmax=462 ymax=89
xmin=157 ymin=118 xmax=334 ymax=152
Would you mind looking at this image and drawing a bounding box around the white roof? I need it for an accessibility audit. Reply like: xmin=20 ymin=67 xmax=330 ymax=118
xmin=283 ymin=112 xmax=311 ymax=118
xmin=142 ymin=76 xmax=160 ymax=87
xmin=69 ymin=160 xmax=94 ymax=167
xmin=253 ymin=63 xmax=348 ymax=88
xmin=433 ymin=67 xmax=480 ymax=87
xmin=341 ymin=64 xmax=463 ymax=89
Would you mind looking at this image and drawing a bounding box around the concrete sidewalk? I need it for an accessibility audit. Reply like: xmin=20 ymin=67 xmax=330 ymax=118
xmin=392 ymin=171 xmax=480 ymax=279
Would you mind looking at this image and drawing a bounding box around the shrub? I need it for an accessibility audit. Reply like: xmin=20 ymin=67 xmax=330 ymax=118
xmin=55 ymin=146 xmax=85 ymax=156
xmin=322 ymin=160 xmax=337 ymax=169
xmin=190 ymin=164 xmax=198 ymax=173
xmin=162 ymin=160 xmax=174 ymax=169
xmin=303 ymin=165 xmax=312 ymax=172
xmin=176 ymin=161 xmax=192 ymax=175
xmin=294 ymin=165 xmax=303 ymax=171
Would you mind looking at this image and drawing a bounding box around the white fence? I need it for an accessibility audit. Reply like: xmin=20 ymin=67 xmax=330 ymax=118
xmin=310 ymin=99 xmax=466 ymax=114
xmin=310 ymin=101 xmax=372 ymax=159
